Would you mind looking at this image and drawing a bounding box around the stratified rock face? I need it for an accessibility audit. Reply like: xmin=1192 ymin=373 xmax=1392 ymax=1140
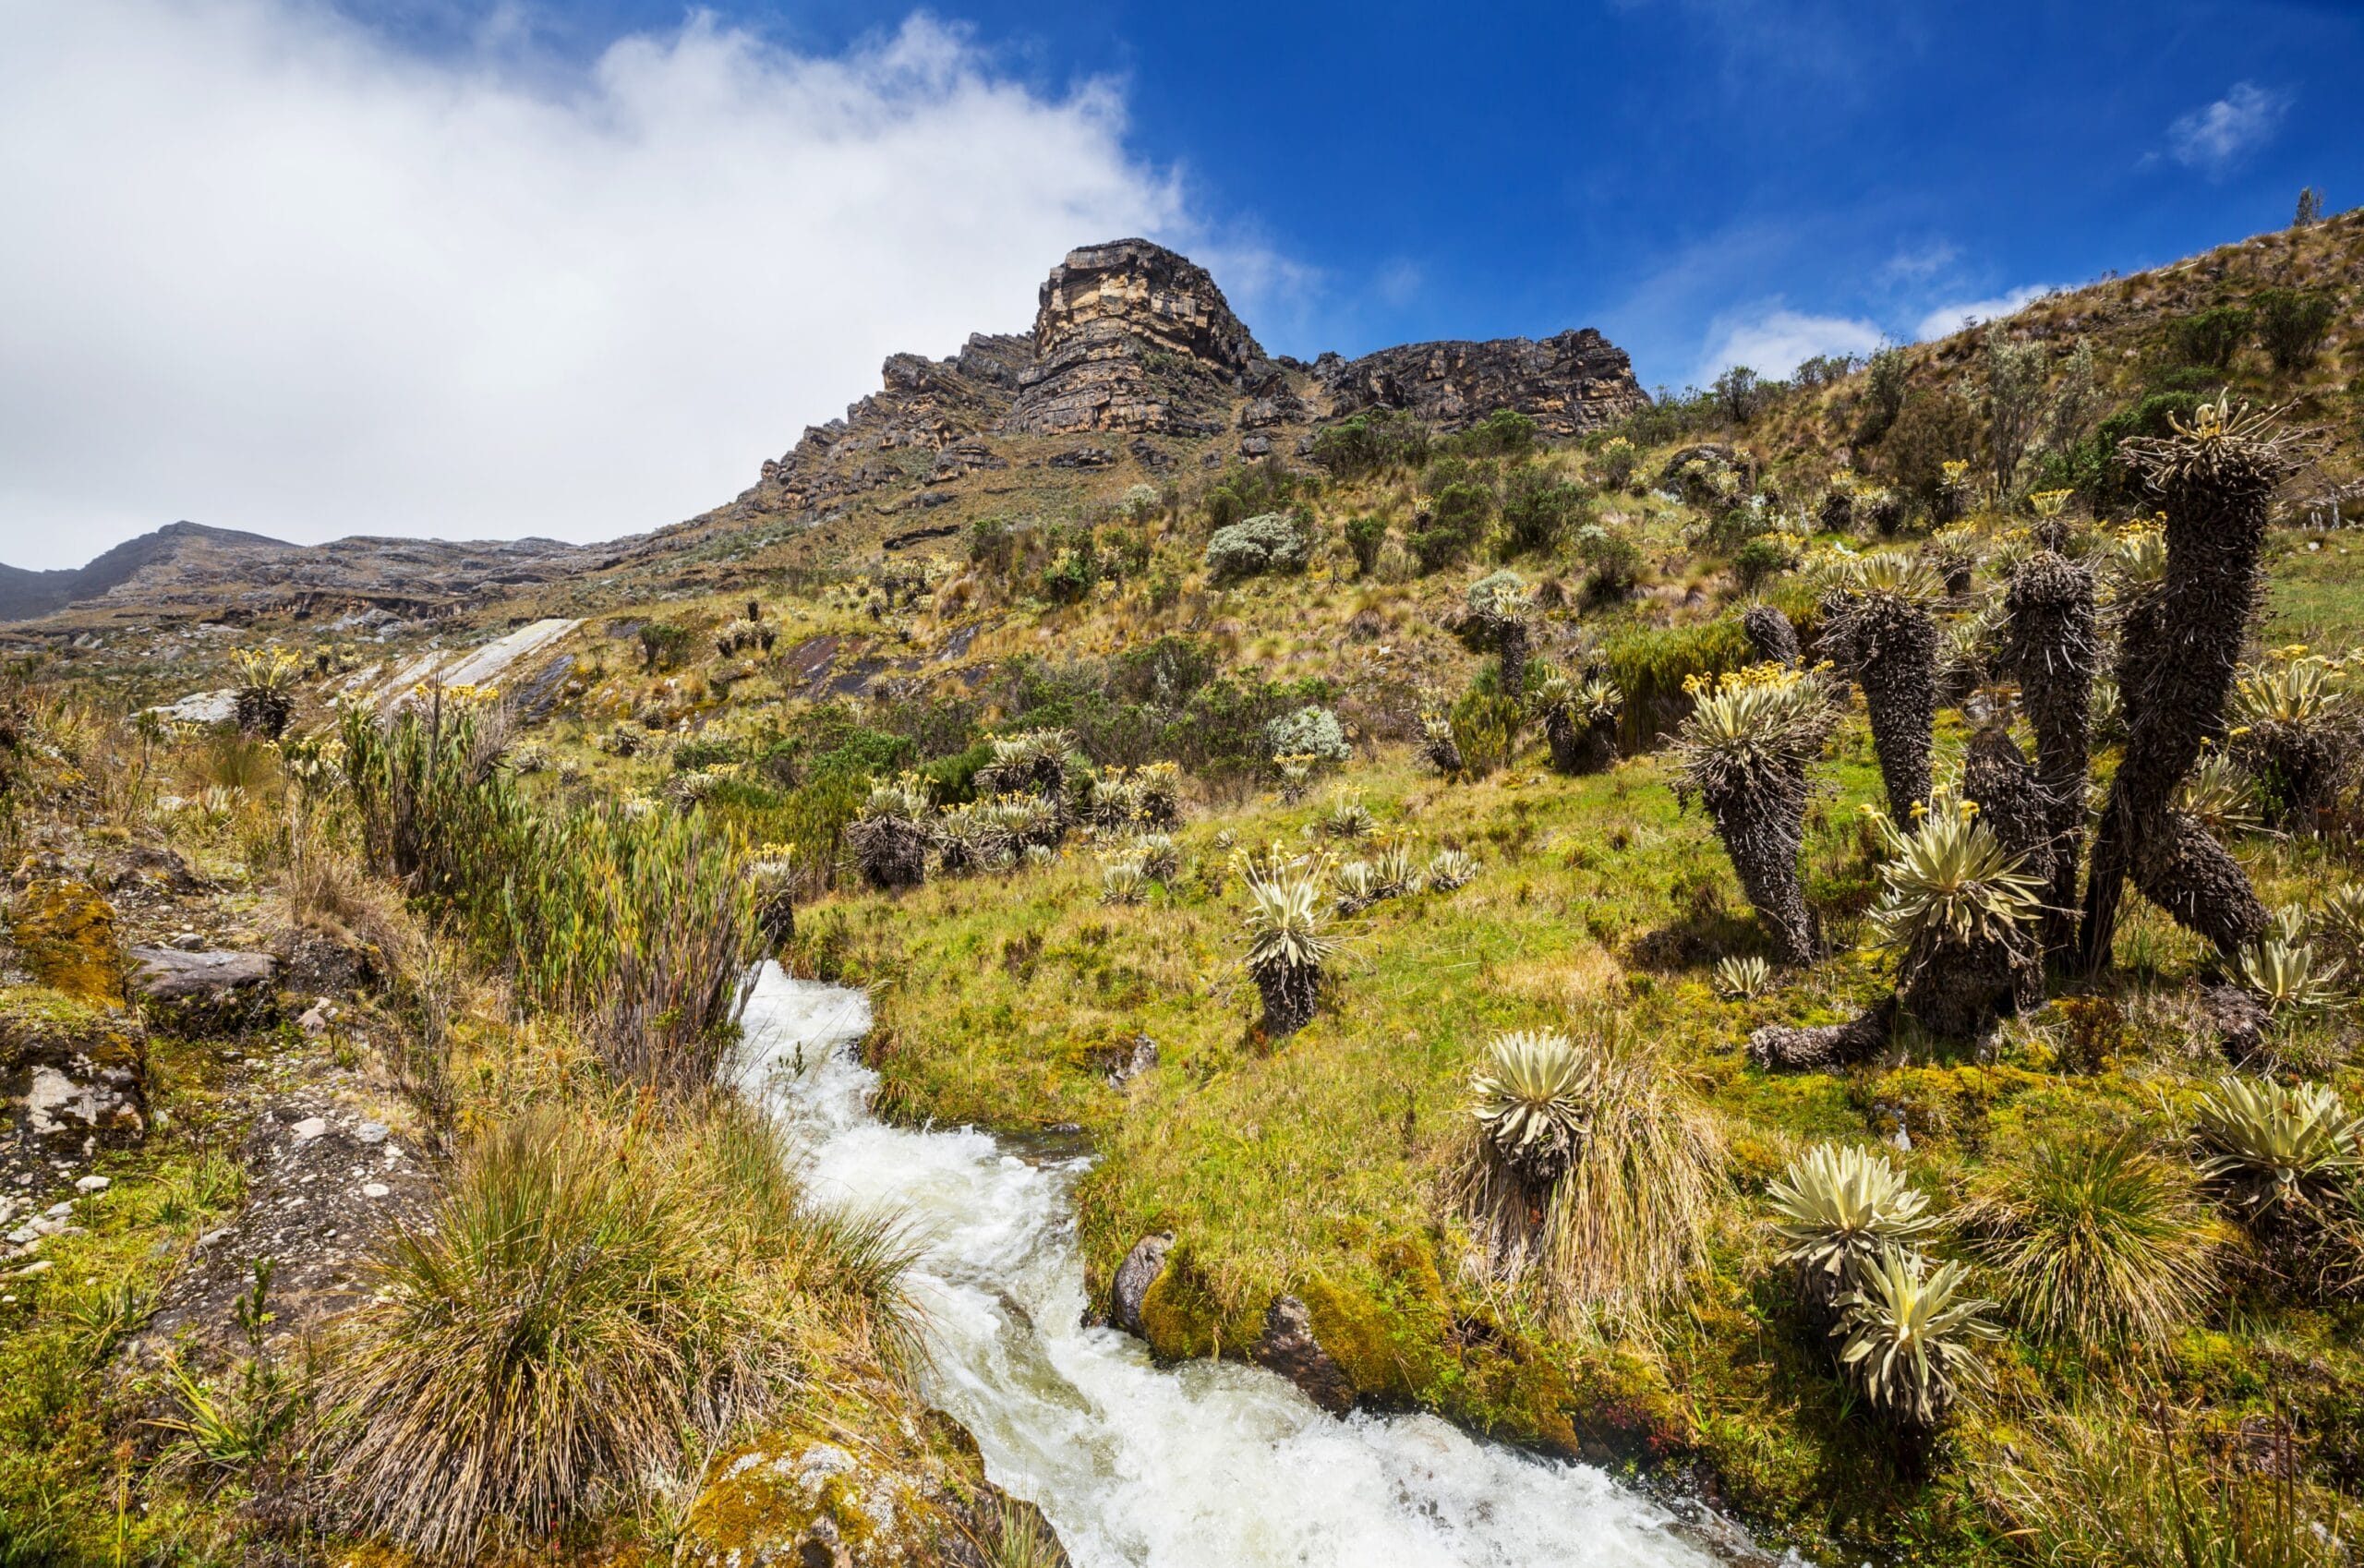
xmin=1314 ymin=329 xmax=1647 ymax=435
xmin=753 ymin=332 xmax=1030 ymax=516
xmin=1005 ymin=239 xmax=1263 ymax=437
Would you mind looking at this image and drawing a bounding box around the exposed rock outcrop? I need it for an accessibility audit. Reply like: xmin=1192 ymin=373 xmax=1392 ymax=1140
xmin=1110 ymin=1230 xmax=1173 ymax=1336
xmin=1006 ymin=239 xmax=1262 ymax=437
xmin=1249 ymin=1294 xmax=1356 ymax=1415
xmin=127 ymin=947 xmax=280 ymax=1035
xmin=3 ymin=993 xmax=146 ymax=1195
xmin=1314 ymin=329 xmax=1646 ymax=435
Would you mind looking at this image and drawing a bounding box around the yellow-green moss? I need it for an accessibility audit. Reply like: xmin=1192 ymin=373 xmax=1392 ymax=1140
xmin=9 ymin=878 xmax=125 ymax=1007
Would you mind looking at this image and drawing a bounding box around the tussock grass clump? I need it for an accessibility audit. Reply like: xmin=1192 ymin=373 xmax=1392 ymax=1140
xmin=1452 ymin=1016 xmax=1724 ymax=1331
xmin=1767 ymin=1142 xmax=1941 ymax=1315
xmin=1980 ymin=1402 xmax=2346 ymax=1568
xmin=1833 ymin=1249 xmax=2003 ymax=1431
xmin=1960 ymin=1135 xmax=2217 ymax=1350
xmin=317 ymin=1103 xmax=915 ymax=1563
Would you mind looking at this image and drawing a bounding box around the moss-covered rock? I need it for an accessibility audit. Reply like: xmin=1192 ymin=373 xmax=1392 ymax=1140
xmin=9 ymin=878 xmax=125 ymax=1007
xmin=678 ymin=1406 xmax=1066 ymax=1568
xmin=1 ymin=983 xmax=146 ymax=1182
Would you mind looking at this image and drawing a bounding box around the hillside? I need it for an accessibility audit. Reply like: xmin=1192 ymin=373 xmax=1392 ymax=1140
xmin=6 ymin=210 xmax=2364 ymax=1568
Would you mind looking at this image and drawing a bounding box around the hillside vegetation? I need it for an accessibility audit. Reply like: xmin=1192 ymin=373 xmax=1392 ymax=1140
xmin=6 ymin=208 xmax=2364 ymax=1567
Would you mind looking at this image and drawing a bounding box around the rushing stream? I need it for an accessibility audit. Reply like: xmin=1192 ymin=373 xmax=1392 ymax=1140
xmin=742 ymin=962 xmax=1732 ymax=1568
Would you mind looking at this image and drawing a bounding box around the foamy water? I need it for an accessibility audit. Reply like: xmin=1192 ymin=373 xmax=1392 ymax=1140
xmin=742 ymin=961 xmax=1731 ymax=1568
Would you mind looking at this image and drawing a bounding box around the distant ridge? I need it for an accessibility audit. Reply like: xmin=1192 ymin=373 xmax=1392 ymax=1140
xmin=0 ymin=521 xmax=288 ymax=623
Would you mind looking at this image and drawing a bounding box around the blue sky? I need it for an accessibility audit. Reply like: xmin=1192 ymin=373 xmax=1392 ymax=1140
xmin=2 ymin=0 xmax=2358 ymax=565
xmin=364 ymin=0 xmax=2361 ymax=387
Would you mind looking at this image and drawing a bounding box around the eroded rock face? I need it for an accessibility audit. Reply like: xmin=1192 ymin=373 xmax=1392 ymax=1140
xmin=2 ymin=991 xmax=146 ymax=1192
xmin=1005 ymin=239 xmax=1262 ymax=437
xmin=1314 ymin=329 xmax=1647 ymax=435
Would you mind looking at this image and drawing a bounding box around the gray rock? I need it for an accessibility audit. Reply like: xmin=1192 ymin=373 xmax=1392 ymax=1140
xmin=291 ymin=1117 xmax=330 ymax=1141
xmin=355 ymin=1121 xmax=389 ymax=1145
xmin=1110 ymin=1231 xmax=1174 ymax=1337
xmin=1250 ymin=1294 xmax=1356 ymax=1416
xmin=127 ymin=947 xmax=279 ymax=1034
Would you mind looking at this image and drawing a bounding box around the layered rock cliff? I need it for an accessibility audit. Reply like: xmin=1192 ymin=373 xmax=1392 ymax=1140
xmin=1313 ymin=329 xmax=1646 ymax=436
xmin=731 ymin=238 xmax=1648 ymax=528
xmin=1005 ymin=238 xmax=1264 ymax=437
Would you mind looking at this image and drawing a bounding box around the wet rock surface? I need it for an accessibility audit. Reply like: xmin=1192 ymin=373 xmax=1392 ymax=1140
xmin=1109 ymin=1230 xmax=1172 ymax=1336
xmin=680 ymin=1412 xmax=1068 ymax=1568
xmin=1249 ymin=1293 xmax=1357 ymax=1416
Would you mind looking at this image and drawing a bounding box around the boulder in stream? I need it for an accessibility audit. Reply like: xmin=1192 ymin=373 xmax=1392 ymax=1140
xmin=1110 ymin=1231 xmax=1173 ymax=1336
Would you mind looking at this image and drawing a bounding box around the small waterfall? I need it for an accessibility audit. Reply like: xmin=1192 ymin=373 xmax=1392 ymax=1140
xmin=742 ymin=962 xmax=1731 ymax=1568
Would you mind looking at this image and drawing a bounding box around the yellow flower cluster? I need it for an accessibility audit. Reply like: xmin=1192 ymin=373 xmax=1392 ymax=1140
xmin=1683 ymin=661 xmax=1807 ymax=698
xmin=2028 ymin=488 xmax=2074 ymax=518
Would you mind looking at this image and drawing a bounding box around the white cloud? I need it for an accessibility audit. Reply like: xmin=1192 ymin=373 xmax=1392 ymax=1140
xmin=2167 ymin=81 xmax=2290 ymax=176
xmin=1879 ymin=239 xmax=1959 ymax=283
xmin=0 ymin=2 xmax=1222 ymax=569
xmin=1694 ymin=308 xmax=1883 ymax=386
xmin=1912 ymin=285 xmax=2053 ymax=343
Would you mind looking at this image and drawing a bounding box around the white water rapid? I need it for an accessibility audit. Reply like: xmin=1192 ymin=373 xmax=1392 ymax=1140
xmin=742 ymin=962 xmax=1732 ymax=1568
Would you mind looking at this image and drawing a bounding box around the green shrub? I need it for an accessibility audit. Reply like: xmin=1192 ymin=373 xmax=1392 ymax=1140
xmin=1601 ymin=617 xmax=1755 ymax=747
xmin=343 ymin=700 xmax=759 ymax=1090
xmin=1343 ymin=514 xmax=1386 ymax=575
xmin=1731 ymin=534 xmax=1796 ymax=589
xmin=1497 ymin=464 xmax=1587 ymax=557
xmin=1202 ymin=457 xmax=1307 ymax=530
xmin=1411 ymin=482 xmax=1495 ymax=572
xmin=1205 ymin=510 xmax=1313 ymax=581
xmin=1264 ymin=704 xmax=1350 ymax=766
xmin=1877 ymin=386 xmax=1983 ymax=503
xmin=2254 ymin=287 xmax=2337 ymax=372
xmin=1574 ymin=523 xmax=1643 ymax=599
xmin=1444 ymin=407 xmax=1538 ymax=457
xmin=2173 ymin=305 xmax=2253 ymax=369
xmin=1308 ymin=409 xmax=1430 ymax=477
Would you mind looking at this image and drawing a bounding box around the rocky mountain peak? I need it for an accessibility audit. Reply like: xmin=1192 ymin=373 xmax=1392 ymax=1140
xmin=1005 ymin=238 xmax=1263 ymax=437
